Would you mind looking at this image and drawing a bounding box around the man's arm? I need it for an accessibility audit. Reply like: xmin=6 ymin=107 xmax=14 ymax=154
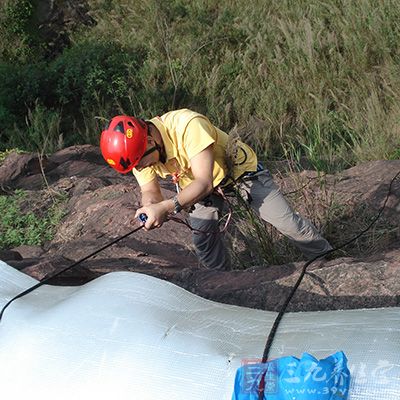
xmin=134 ymin=144 xmax=214 ymax=229
xmin=164 ymin=144 xmax=214 ymax=211
xmin=140 ymin=178 xmax=164 ymax=206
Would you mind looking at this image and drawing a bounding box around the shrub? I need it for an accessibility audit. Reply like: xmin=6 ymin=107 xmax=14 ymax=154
xmin=0 ymin=40 xmax=151 ymax=150
xmin=0 ymin=190 xmax=66 ymax=249
xmin=50 ymin=41 xmax=147 ymax=112
xmin=0 ymin=0 xmax=37 ymax=63
xmin=0 ymin=62 xmax=54 ymax=150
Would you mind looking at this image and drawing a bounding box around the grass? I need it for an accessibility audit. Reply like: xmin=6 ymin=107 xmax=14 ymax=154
xmin=1 ymin=0 xmax=400 ymax=171
xmin=90 ymin=0 xmax=400 ymax=171
xmin=1 ymin=0 xmax=399 ymax=263
xmin=0 ymin=148 xmax=25 ymax=164
xmin=0 ymin=189 xmax=67 ymax=249
xmin=226 ymin=153 xmax=399 ymax=268
xmin=226 ymin=171 xmax=329 ymax=268
xmin=224 ymin=182 xmax=297 ymax=268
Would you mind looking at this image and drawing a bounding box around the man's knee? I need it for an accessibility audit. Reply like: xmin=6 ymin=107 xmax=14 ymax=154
xmin=191 ymin=230 xmax=230 ymax=270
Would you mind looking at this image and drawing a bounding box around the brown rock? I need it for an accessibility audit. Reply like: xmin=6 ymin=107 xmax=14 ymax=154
xmin=1 ymin=147 xmax=399 ymax=312
xmin=0 ymin=152 xmax=48 ymax=191
xmin=10 ymin=245 xmax=44 ymax=259
xmin=0 ymin=250 xmax=23 ymax=261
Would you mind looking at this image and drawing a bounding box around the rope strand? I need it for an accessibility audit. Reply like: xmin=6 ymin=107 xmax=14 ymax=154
xmin=258 ymin=169 xmax=400 ymax=399
xmin=0 ymin=224 xmax=145 ymax=323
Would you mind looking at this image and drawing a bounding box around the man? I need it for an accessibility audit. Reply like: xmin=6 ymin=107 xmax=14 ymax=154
xmin=100 ymin=108 xmax=332 ymax=270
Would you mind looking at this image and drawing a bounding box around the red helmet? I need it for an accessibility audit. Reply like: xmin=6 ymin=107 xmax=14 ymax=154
xmin=100 ymin=115 xmax=148 ymax=173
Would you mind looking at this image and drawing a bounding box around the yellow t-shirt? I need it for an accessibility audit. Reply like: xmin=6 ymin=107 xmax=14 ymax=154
xmin=132 ymin=109 xmax=257 ymax=189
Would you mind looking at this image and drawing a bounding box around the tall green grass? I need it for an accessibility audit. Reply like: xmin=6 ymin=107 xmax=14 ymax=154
xmin=1 ymin=0 xmax=400 ymax=171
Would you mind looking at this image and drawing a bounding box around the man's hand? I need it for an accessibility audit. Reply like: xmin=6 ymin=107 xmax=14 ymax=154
xmin=134 ymin=202 xmax=170 ymax=230
xmin=134 ymin=144 xmax=215 ymax=230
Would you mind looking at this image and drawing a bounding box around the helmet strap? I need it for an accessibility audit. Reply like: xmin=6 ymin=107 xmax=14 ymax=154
xmin=155 ymin=141 xmax=166 ymax=163
xmin=146 ymin=127 xmax=166 ymax=163
xmin=141 ymin=144 xmax=166 ymax=163
xmin=141 ymin=146 xmax=158 ymax=158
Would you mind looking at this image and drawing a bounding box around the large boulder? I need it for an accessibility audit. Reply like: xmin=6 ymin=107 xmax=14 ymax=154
xmin=1 ymin=146 xmax=399 ymax=311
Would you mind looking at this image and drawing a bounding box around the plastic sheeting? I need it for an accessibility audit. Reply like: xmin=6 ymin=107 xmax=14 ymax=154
xmin=0 ymin=259 xmax=399 ymax=400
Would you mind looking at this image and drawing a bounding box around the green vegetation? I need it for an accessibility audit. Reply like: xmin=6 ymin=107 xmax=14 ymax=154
xmin=0 ymin=149 xmax=24 ymax=164
xmin=0 ymin=1 xmax=398 ymax=258
xmin=0 ymin=0 xmax=399 ymax=170
xmin=0 ymin=190 xmax=66 ymax=249
xmin=0 ymin=0 xmax=37 ymax=62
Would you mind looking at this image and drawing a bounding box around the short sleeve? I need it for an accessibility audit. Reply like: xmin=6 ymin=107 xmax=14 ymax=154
xmin=132 ymin=167 xmax=157 ymax=186
xmin=183 ymin=117 xmax=216 ymax=160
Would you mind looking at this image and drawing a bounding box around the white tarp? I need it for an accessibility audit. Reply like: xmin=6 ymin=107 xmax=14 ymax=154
xmin=0 ymin=260 xmax=398 ymax=400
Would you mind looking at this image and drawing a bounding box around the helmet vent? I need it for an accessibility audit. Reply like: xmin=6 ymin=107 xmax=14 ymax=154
xmin=114 ymin=122 xmax=124 ymax=133
xmin=119 ymin=157 xmax=131 ymax=170
xmin=127 ymin=121 xmax=134 ymax=127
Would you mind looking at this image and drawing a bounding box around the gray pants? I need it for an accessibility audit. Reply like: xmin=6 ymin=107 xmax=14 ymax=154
xmin=189 ymin=170 xmax=332 ymax=270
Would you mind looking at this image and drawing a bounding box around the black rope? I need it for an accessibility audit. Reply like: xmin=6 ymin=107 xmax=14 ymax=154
xmin=1 ymin=167 xmax=399 ymax=395
xmin=258 ymin=169 xmax=400 ymax=399
xmin=0 ymin=188 xmax=235 ymax=325
xmin=0 ymin=224 xmax=145 ymax=323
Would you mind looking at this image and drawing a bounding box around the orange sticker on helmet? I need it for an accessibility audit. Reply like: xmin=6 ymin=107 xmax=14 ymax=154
xmin=126 ymin=128 xmax=133 ymax=138
xmin=107 ymin=158 xmax=116 ymax=166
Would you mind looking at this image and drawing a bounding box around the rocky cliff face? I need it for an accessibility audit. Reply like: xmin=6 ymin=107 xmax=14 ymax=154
xmin=0 ymin=146 xmax=399 ymax=312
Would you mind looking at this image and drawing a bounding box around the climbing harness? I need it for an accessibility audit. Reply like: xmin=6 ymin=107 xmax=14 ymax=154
xmin=169 ymin=164 xmax=233 ymax=234
xmin=171 ymin=171 xmax=181 ymax=193
xmin=170 ymin=187 xmax=233 ymax=234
